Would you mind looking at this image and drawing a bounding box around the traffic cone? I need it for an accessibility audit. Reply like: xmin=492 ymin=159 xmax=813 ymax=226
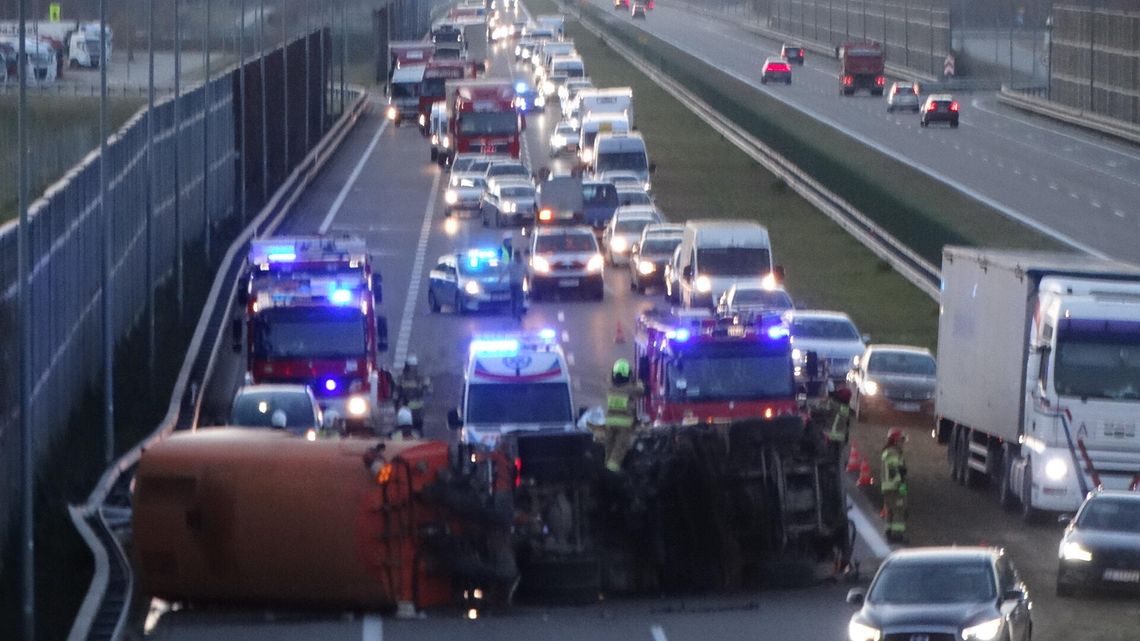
xmin=857 ymin=460 xmax=875 ymax=486
xmin=846 ymin=443 xmax=861 ymax=473
xmin=614 ymin=321 xmax=626 ymax=344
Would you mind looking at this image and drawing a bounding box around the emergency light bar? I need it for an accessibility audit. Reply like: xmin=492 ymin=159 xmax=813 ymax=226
xmin=470 ymin=339 xmax=520 ymax=357
xmin=470 ymin=329 xmax=559 ymax=357
xmin=250 ymin=236 xmax=368 ymax=269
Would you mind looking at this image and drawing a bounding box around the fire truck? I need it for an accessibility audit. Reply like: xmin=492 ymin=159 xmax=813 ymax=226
xmin=416 ymin=59 xmax=475 ymax=133
xmin=441 ymin=79 xmax=522 ymax=165
xmin=234 ymin=236 xmax=391 ymax=430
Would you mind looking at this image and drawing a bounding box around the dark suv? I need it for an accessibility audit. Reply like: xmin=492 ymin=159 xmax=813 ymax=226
xmin=920 ymin=94 xmax=960 ymax=128
xmin=780 ymin=43 xmax=805 ymax=65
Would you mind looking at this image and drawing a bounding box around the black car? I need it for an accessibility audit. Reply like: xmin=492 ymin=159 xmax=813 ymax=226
xmin=920 ymin=93 xmax=960 ymax=128
xmin=1057 ymin=490 xmax=1140 ymax=596
xmin=780 ymin=43 xmax=805 ymax=65
xmin=847 ymin=547 xmax=1032 ymax=641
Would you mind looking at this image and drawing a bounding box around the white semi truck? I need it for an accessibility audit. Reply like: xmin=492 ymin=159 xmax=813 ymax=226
xmin=0 ymin=20 xmax=111 ymax=69
xmin=0 ymin=35 xmax=58 ymax=82
xmin=935 ymin=247 xmax=1140 ymax=519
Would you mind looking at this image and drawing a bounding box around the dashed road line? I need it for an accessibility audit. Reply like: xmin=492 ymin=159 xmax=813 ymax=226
xmin=393 ymin=170 xmax=443 ymax=366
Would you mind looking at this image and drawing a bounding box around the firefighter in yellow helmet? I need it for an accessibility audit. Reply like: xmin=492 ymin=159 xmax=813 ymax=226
xmin=601 ymin=358 xmax=644 ymax=472
xmin=881 ymin=427 xmax=909 ymax=543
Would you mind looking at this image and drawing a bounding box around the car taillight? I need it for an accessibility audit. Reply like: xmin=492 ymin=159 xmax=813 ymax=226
xmin=928 ymin=103 xmax=937 ymax=111
xmin=842 ymin=75 xmax=853 ymax=86
xmin=798 ymin=49 xmax=804 ymax=57
xmin=950 ymin=101 xmax=959 ymax=112
xmin=538 ymin=209 xmax=553 ymax=221
xmin=875 ymin=76 xmax=885 ymax=86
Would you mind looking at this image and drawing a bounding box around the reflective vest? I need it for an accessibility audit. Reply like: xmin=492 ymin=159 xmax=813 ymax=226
xmin=397 ymin=373 xmax=427 ymax=409
xmin=605 ymin=383 xmax=636 ymax=428
xmin=881 ymin=446 xmax=905 ymax=492
xmin=828 ymin=404 xmax=850 ymax=442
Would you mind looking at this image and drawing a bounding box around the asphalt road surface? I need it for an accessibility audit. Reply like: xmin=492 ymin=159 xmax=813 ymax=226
xmin=581 ymin=0 xmax=1140 ymax=263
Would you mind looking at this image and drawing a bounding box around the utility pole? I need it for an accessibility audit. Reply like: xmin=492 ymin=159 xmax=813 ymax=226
xmin=146 ymin=0 xmax=156 ymax=380
xmin=17 ymin=0 xmax=34 ymax=637
xmin=203 ymin=0 xmax=212 ymax=263
xmin=259 ymin=0 xmax=269 ymax=204
xmin=175 ymin=0 xmax=184 ymax=319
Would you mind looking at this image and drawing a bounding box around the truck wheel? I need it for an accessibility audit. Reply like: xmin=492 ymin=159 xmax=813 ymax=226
xmin=998 ymin=449 xmax=1018 ymax=511
xmin=1021 ymin=462 xmax=1042 ymax=524
xmin=961 ymin=432 xmax=982 ymax=487
xmin=949 ymin=425 xmax=962 ymax=481
xmin=428 ymin=290 xmax=441 ymax=313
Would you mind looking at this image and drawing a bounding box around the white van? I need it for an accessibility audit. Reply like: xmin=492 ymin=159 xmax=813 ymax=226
xmin=592 ymin=132 xmax=651 ymax=190
xmin=429 ymin=101 xmax=449 ymax=164
xmin=535 ymin=40 xmax=576 ymax=78
xmin=667 ymin=220 xmax=776 ymax=309
xmin=542 ymin=55 xmax=586 ymax=97
xmin=571 ymin=86 xmax=634 ymax=128
xmin=577 ymin=113 xmax=630 ymax=167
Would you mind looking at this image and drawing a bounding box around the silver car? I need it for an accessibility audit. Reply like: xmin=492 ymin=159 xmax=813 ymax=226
xmin=481 ymin=178 xmax=537 ymax=227
xmin=229 ymin=384 xmax=325 ymax=436
xmin=783 ymin=309 xmax=867 ymax=383
xmin=603 ymin=205 xmax=664 ymax=265
xmin=549 ymin=120 xmax=580 ymax=156
xmin=848 ymin=344 xmax=937 ymax=422
xmin=887 ymin=80 xmax=922 ymax=113
xmin=715 ymin=283 xmax=794 ymax=317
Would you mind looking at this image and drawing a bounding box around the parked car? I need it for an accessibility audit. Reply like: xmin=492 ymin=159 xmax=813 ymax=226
xmin=1057 ymin=490 xmax=1140 ymax=596
xmin=428 ymin=248 xmax=517 ymax=314
xmin=847 ymin=547 xmax=1032 ymax=641
xmin=780 ymin=43 xmax=805 ymax=65
xmin=920 ymin=93 xmax=959 ymax=127
xmin=848 ymin=344 xmax=937 ymax=422
xmin=886 ymin=80 xmax=921 ymax=112
xmin=761 ymin=57 xmax=792 ymax=85
xmin=783 ymin=309 xmax=867 ymax=383
xmin=629 ymin=223 xmax=683 ymax=294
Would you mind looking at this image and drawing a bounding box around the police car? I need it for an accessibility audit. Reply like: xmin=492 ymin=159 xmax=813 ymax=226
xmin=427 ymin=248 xmax=521 ymax=314
xmin=447 ymin=331 xmax=579 ymax=449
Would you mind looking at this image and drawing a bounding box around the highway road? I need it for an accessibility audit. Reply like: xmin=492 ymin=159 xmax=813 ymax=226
xmin=581 ymin=0 xmax=1140 ymax=263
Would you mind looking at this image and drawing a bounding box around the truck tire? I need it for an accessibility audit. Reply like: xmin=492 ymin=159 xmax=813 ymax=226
xmin=428 ymin=290 xmax=441 ymax=313
xmin=948 ymin=425 xmax=963 ymax=481
xmin=1020 ymin=462 xmax=1042 ymax=524
xmin=960 ymin=430 xmax=982 ymax=487
xmin=998 ymin=448 xmax=1018 ymax=511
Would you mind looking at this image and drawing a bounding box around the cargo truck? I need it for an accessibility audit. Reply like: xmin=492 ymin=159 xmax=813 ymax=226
xmin=838 ymin=41 xmax=884 ymax=96
xmin=935 ymin=248 xmax=1140 ymax=520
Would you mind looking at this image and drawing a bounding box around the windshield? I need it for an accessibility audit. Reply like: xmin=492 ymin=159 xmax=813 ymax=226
xmin=422 ymin=78 xmax=447 ymax=98
xmin=391 ymin=82 xmax=417 ymax=98
xmin=870 ymin=559 xmax=995 ymax=604
xmin=618 ymin=191 xmax=652 ymax=206
xmin=434 ymin=48 xmax=460 ymax=59
xmin=666 ymin=344 xmax=793 ymax=401
xmin=616 ymin=219 xmax=653 ymax=234
xmin=252 ymin=308 xmax=367 ymax=359
xmin=536 ymin=233 xmax=596 ymax=252
xmin=1078 ymin=498 xmax=1140 ymax=531
xmin=434 ymin=32 xmax=461 ymax=43
xmin=696 ymin=247 xmax=771 ymax=276
xmin=582 ymin=184 xmax=618 ymax=206
xmin=230 ymin=392 xmax=318 ymax=430
xmin=466 ymin=383 xmax=573 ymax=423
xmin=489 ymin=165 xmax=528 ymax=177
xmin=641 ymin=237 xmax=681 ymax=255
xmin=458 ymin=112 xmax=518 ymax=136
xmin=792 ymin=318 xmax=861 ymax=340
xmin=452 ymin=157 xmax=477 ymax=172
xmin=554 ymin=64 xmax=585 ymax=78
xmin=501 ymin=186 xmax=535 ymax=198
xmin=1054 ymin=320 xmax=1140 ymax=399
xmin=868 ymin=351 xmax=936 ymax=376
xmin=732 ymin=289 xmax=793 ymax=309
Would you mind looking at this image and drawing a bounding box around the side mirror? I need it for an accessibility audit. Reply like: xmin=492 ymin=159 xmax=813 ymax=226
xmin=447 ymin=408 xmax=463 ymax=430
xmin=376 ymin=316 xmax=389 ymax=352
xmin=648 ymin=162 xmax=657 ymax=174
xmin=371 ymin=273 xmax=383 ymax=303
xmin=846 ymin=588 xmax=866 ymax=605
xmin=773 ymin=265 xmax=786 ymax=282
xmin=1002 ymin=589 xmax=1025 ymax=602
xmin=231 ymin=319 xmax=243 ymax=352
xmin=682 ymin=265 xmax=692 ymax=280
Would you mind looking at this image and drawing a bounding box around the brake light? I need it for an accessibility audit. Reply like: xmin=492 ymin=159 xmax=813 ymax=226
xmin=798 ymin=49 xmax=804 ymax=57
xmin=514 ymin=457 xmax=522 ymax=488
xmin=928 ymin=102 xmax=937 ymax=111
xmin=875 ymin=76 xmax=885 ymax=86
xmin=842 ymin=75 xmax=853 ymax=86
xmin=950 ymin=101 xmax=959 ymax=112
xmin=538 ymin=209 xmax=553 ymax=221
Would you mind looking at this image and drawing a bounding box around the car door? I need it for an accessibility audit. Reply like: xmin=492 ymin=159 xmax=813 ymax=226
xmin=996 ymin=556 xmax=1032 ymax=641
xmin=482 ymin=187 xmax=500 ymax=221
xmin=429 ymin=255 xmax=458 ymax=302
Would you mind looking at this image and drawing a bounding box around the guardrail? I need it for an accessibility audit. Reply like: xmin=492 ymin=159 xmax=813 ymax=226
xmin=65 ymin=85 xmax=370 ymax=641
xmin=998 ymin=86 xmax=1140 ymax=147
xmin=567 ymin=2 xmax=941 ymax=301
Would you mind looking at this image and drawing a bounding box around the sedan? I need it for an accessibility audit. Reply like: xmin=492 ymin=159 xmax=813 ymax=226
xmin=780 ymin=43 xmax=804 ymax=65
xmin=229 ymin=384 xmax=326 ymax=437
xmin=603 ymin=206 xmax=664 ymax=265
xmin=715 ymin=283 xmax=794 ymax=317
xmin=848 ymin=344 xmax=936 ymax=422
xmin=921 ymin=93 xmax=960 ymax=127
xmin=847 ymin=547 xmax=1032 ymax=641
xmin=481 ymin=178 xmax=537 ymax=227
xmin=428 ymin=249 xmax=516 ymax=314
xmin=631 ymin=1 xmax=646 ymax=18
xmin=1058 ymin=490 xmax=1140 ymax=596
xmin=886 ymin=80 xmax=922 ymax=113
xmin=444 ymin=175 xmax=488 ymax=216
xmin=761 ymin=57 xmax=792 ymax=85
xmin=628 ymin=223 xmax=683 ymax=293
xmin=549 ymin=120 xmax=579 ymax=156
xmin=784 ymin=309 xmax=867 ymax=383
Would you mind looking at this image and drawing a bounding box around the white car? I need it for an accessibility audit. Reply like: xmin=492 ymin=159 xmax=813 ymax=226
xmin=598 ymin=169 xmax=647 ymax=192
xmin=714 ymin=283 xmax=794 ymax=317
xmin=528 ymin=225 xmax=605 ymax=300
xmin=549 ymin=120 xmax=579 ymax=156
xmin=783 ymin=309 xmax=867 ymax=383
xmin=559 ymin=77 xmax=593 ymax=104
xmin=602 ymin=205 xmax=664 ymax=265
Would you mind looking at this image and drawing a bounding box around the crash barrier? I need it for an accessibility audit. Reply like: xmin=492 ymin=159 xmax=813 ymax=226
xmin=999 ymin=85 xmax=1140 ymax=147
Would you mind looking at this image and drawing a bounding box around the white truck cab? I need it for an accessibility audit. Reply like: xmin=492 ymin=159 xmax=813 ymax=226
xmin=669 ymin=220 xmax=775 ymax=309
xmin=592 ymin=132 xmax=652 ymax=191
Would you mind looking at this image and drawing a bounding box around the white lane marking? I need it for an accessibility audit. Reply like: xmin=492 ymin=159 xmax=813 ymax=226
xmin=968 ymin=97 xmax=1140 ymax=163
xmin=393 ymin=170 xmax=443 ymax=366
xmin=561 ymin=330 xmax=570 ymax=342
xmin=557 ymin=310 xmax=565 ymax=322
xmin=567 ymin=352 xmax=576 ymax=366
xmin=363 ymin=614 xmax=383 ymax=641
xmin=1115 ymin=210 xmax=1127 ymax=218
xmin=319 ymin=119 xmax=391 ymax=233
xmin=1091 ymin=200 xmax=1102 ymax=209
xmin=848 ymin=500 xmax=892 ymax=559
xmin=651 ymin=624 xmax=668 ymax=641
xmin=609 ymin=3 xmax=1110 ymax=257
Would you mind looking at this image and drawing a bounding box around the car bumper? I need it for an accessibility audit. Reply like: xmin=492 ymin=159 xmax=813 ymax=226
xmin=1060 ymin=558 xmax=1140 ymax=590
xmin=458 ymin=289 xmax=515 ymax=311
xmin=862 ymin=395 xmax=934 ymax=416
xmin=531 ymin=272 xmax=603 ymax=290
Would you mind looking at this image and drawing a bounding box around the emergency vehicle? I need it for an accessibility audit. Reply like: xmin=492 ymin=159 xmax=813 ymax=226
xmin=235 ymin=236 xmax=390 ymax=430
xmin=386 ymin=64 xmax=424 ymax=125
xmin=442 ymin=79 xmax=522 ymax=164
xmin=417 ymin=59 xmax=474 ymax=132
xmin=633 ymin=308 xmax=801 ymax=426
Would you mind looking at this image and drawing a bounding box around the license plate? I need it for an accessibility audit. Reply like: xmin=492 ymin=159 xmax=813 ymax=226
xmin=894 ymin=402 xmax=921 ymax=412
xmin=558 ymin=278 xmax=579 ymax=287
xmin=1104 ymin=569 xmax=1140 ymax=582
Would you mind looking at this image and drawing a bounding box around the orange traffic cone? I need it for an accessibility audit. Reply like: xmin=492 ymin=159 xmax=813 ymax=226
xmin=846 ymin=443 xmax=861 ymax=473
xmin=857 ymin=459 xmax=875 ymax=486
xmin=614 ymin=321 xmax=626 ymax=344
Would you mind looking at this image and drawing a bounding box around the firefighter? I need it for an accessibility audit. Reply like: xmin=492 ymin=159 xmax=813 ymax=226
xmin=392 ymin=406 xmax=420 ymax=441
xmin=597 ymin=358 xmax=644 ymax=472
xmin=881 ymin=427 xmax=909 ymax=543
xmin=826 ymin=387 xmax=853 ymax=445
xmin=395 ymin=355 xmax=431 ymax=429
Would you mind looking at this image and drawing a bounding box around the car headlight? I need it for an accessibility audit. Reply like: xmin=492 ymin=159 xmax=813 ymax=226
xmin=1060 ymin=540 xmax=1093 ymax=562
xmin=1045 ymin=456 xmax=1068 ymax=481
xmin=643 ymin=181 xmax=652 ymax=192
xmin=531 ymin=255 xmax=551 ymax=273
xmin=580 ymin=148 xmax=593 ymax=163
xmin=543 ymin=80 xmax=555 ymax=95
xmin=792 ymin=348 xmax=803 ymax=362
xmin=535 ymin=95 xmax=546 ymax=107
xmin=417 ymin=113 xmax=426 ymax=127
xmin=445 ymin=190 xmax=458 ymax=205
xmin=587 ymin=254 xmax=604 ymax=272
xmin=464 ymin=280 xmax=482 ymax=296
xmin=610 ymin=236 xmax=628 ymax=253
xmin=515 ymin=46 xmax=522 ymax=55
xmin=695 ymin=275 xmax=711 ymax=293
xmin=347 ymin=396 xmax=369 ymax=417
xmin=386 ymin=106 xmax=397 ymax=120
xmin=503 ymin=201 xmax=516 ymax=213
xmin=442 ymin=135 xmax=450 ymax=148
xmin=862 ymin=380 xmax=879 ymax=396
xmin=962 ymin=617 xmax=1003 ymax=641
xmin=848 ymin=621 xmax=880 ymax=641
xmin=552 ymin=134 xmax=565 ymax=147
xmin=761 ymin=272 xmax=778 ymax=289
xmin=431 ymin=134 xmax=439 ymax=144
xmin=638 ymin=260 xmax=655 ymax=275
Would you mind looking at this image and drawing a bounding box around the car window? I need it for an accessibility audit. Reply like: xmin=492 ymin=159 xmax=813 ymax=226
xmin=231 ymin=392 xmax=317 ymax=429
xmin=792 ymin=318 xmax=860 ymax=340
xmin=1078 ymin=497 xmax=1140 ymax=531
xmin=536 ymin=233 xmax=596 ymax=252
xmin=870 ymin=558 xmax=996 ymax=604
xmin=501 ymin=186 xmax=535 ymax=198
xmin=868 ymin=351 xmax=936 ymax=376
xmin=641 ymin=237 xmax=681 ymax=254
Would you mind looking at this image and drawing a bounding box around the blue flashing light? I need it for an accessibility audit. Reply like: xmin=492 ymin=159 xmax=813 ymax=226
xmin=515 ymin=81 xmax=528 ymax=93
xmin=767 ymin=325 xmax=790 ymax=340
xmin=666 ymin=328 xmax=690 ymax=342
xmin=538 ymin=328 xmax=557 ymax=341
xmin=330 ymin=288 xmax=353 ymax=304
xmin=466 ymin=248 xmax=501 ymax=270
xmin=471 ymin=339 xmax=520 ymax=357
xmin=324 ymin=378 xmax=338 ymax=392
xmin=265 ymin=244 xmax=297 ymax=262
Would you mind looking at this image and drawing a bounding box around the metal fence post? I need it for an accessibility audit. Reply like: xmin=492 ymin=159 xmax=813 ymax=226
xmin=16 ymin=0 xmax=34 ymax=637
xmin=305 ymin=4 xmax=311 ymax=150
xmin=146 ymin=0 xmax=156 ymax=377
xmin=175 ymin=0 xmax=184 ymax=319
xmin=203 ymin=0 xmax=212 ymax=263
xmin=341 ymin=0 xmax=348 ymax=114
xmin=282 ymin=0 xmax=290 ymax=174
xmin=99 ymin=0 xmax=113 ymax=468
xmin=240 ymin=0 xmax=247 ymax=227
xmin=259 ymin=0 xmax=269 ymax=204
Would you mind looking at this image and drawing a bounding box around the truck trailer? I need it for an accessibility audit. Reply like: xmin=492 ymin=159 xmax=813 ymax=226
xmin=935 ymin=248 xmax=1140 ymax=519
xmin=838 ymin=41 xmax=884 ymax=96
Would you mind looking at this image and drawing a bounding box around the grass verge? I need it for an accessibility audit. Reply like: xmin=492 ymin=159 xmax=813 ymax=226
xmin=527 ymin=0 xmax=938 ymax=347
xmin=568 ymin=0 xmax=1066 ymax=263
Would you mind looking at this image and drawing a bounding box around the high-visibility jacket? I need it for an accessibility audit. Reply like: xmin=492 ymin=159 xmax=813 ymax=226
xmin=881 ymin=445 xmax=905 ymax=492
xmin=605 ymin=382 xmax=641 ymax=428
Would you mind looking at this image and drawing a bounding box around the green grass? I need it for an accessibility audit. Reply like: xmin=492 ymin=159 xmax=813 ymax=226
xmin=567 ymin=0 xmax=1066 ymax=264
xmin=0 ymin=96 xmax=145 ymax=223
xmin=528 ymin=0 xmax=938 ymax=347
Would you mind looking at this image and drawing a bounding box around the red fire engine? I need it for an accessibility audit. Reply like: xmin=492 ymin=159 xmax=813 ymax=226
xmin=235 ymin=236 xmax=391 ymax=430
xmin=633 ymin=308 xmax=802 ymax=426
xmin=442 ymin=79 xmax=522 ymax=164
xmin=417 ymin=59 xmax=475 ymax=133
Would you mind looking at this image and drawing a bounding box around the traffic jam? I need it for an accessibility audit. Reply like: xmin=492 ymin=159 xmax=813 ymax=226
xmin=129 ymin=0 xmax=1140 ymax=638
